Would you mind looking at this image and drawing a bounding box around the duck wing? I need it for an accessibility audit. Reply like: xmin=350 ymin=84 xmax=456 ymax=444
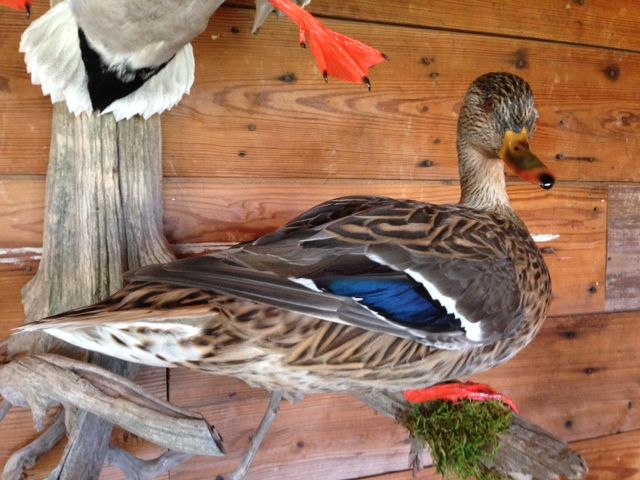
xmin=129 ymin=197 xmax=523 ymax=350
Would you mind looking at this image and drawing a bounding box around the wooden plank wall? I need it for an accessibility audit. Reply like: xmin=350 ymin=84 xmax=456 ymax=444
xmin=0 ymin=1 xmax=639 ymax=478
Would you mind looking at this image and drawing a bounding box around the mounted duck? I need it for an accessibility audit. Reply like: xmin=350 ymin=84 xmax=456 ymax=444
xmin=20 ymin=72 xmax=554 ymax=406
xmin=0 ymin=0 xmax=387 ymax=120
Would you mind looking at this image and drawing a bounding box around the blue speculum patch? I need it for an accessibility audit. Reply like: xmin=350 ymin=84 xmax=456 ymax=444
xmin=321 ymin=276 xmax=461 ymax=332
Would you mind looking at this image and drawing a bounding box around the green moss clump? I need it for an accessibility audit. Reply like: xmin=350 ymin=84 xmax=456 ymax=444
xmin=403 ymin=400 xmax=513 ymax=480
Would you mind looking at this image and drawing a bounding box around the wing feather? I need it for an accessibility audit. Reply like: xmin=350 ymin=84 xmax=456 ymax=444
xmin=26 ymin=197 xmax=524 ymax=352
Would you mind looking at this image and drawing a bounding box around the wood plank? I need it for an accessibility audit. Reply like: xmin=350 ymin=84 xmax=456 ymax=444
xmin=0 ymin=177 xmax=607 ymax=316
xmin=571 ymin=429 xmax=640 ymax=480
xmin=0 ymin=177 xmax=45 ymax=249
xmin=164 ymin=8 xmax=640 ymax=183
xmin=164 ymin=310 xmax=639 ymax=479
xmin=0 ymin=270 xmax=31 ymax=335
xmin=606 ymin=185 xmax=640 ymax=312
xmin=167 ymin=374 xmax=421 ymax=480
xmin=360 ymin=469 xmax=439 ymax=480
xmin=475 ymin=311 xmax=640 ymax=443
xmin=0 ymin=1 xmax=52 ymax=177
xmin=1 ymin=7 xmax=640 ymax=184
xmin=232 ymin=0 xmax=640 ymax=53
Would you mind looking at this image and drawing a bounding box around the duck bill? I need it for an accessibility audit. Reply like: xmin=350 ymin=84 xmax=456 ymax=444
xmin=499 ymin=128 xmax=555 ymax=190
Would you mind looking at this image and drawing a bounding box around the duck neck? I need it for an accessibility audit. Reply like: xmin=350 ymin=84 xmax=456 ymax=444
xmin=457 ymin=137 xmax=512 ymax=214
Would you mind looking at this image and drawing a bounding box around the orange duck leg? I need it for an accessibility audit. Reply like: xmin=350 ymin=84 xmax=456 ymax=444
xmin=268 ymin=0 xmax=387 ymax=89
xmin=404 ymin=381 xmax=520 ymax=414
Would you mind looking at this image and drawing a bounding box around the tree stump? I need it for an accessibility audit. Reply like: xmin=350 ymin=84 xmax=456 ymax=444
xmin=15 ymin=104 xmax=174 ymax=479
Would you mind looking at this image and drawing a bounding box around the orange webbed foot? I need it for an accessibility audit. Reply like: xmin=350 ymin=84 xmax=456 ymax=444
xmin=268 ymin=0 xmax=387 ymax=89
xmin=403 ymin=381 xmax=520 ymax=414
xmin=0 ymin=0 xmax=31 ymax=17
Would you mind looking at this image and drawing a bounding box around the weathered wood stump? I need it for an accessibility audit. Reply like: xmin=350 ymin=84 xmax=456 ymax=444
xmin=23 ymin=105 xmax=173 ymax=480
xmin=0 ymin=103 xmax=224 ymax=480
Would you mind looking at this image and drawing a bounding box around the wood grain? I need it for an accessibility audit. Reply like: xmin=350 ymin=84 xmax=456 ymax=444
xmin=0 ymin=270 xmax=32 ymax=334
xmin=2 ymin=7 xmax=640 ymax=184
xmin=159 ymin=310 xmax=639 ymax=479
xmin=167 ymin=374 xmax=422 ymax=480
xmin=0 ymin=0 xmax=52 ymax=177
xmin=0 ymin=177 xmax=45 ymax=249
xmin=606 ymin=185 xmax=640 ymax=312
xmin=572 ymin=429 xmax=640 ymax=480
xmin=360 ymin=469 xmax=440 ymax=480
xmin=232 ymin=0 xmax=640 ymax=53
xmin=164 ymin=8 xmax=640 ymax=183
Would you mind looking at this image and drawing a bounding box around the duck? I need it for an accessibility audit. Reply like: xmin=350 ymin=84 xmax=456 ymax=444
xmin=20 ymin=72 xmax=554 ymax=403
xmin=0 ymin=0 xmax=386 ymax=120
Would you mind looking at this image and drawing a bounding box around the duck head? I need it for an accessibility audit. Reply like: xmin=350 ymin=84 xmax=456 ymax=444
xmin=458 ymin=72 xmax=554 ymax=191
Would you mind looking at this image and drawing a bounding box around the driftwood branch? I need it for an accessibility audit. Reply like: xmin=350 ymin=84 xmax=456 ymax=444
xmin=0 ymin=47 xmax=177 ymax=477
xmin=356 ymin=390 xmax=588 ymax=480
xmin=227 ymin=391 xmax=284 ymax=480
xmin=0 ymin=401 xmax=11 ymax=423
xmin=2 ymin=411 xmax=66 ymax=480
xmin=106 ymin=448 xmax=193 ymax=480
xmin=0 ymin=355 xmax=223 ymax=456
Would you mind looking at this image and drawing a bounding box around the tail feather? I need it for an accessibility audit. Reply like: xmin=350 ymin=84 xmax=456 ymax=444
xmin=20 ymin=2 xmax=195 ymax=120
xmin=16 ymin=281 xmax=225 ymax=367
xmin=19 ymin=281 xmax=219 ymax=333
xmin=102 ymin=43 xmax=195 ymax=120
xmin=20 ymin=2 xmax=92 ymax=114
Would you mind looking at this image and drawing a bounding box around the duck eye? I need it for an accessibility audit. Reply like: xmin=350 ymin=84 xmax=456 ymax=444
xmin=483 ymin=98 xmax=495 ymax=113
